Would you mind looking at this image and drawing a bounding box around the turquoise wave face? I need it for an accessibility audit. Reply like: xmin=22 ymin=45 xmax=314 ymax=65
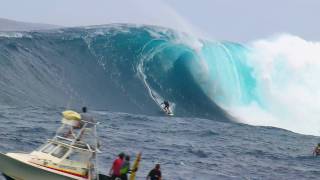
xmin=0 ymin=24 xmax=279 ymax=119
xmin=195 ymin=41 xmax=258 ymax=107
xmin=0 ymin=25 xmax=228 ymax=119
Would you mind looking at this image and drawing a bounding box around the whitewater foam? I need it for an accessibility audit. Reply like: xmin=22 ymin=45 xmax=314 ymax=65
xmin=0 ymin=32 xmax=32 ymax=38
xmin=229 ymin=34 xmax=320 ymax=135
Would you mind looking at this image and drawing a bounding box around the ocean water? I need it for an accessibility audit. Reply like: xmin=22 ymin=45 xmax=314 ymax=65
xmin=1 ymin=24 xmax=320 ymax=179
xmin=0 ymin=107 xmax=319 ymax=180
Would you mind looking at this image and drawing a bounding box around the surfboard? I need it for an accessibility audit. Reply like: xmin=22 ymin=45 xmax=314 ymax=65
xmin=161 ymin=104 xmax=174 ymax=116
xmin=163 ymin=108 xmax=174 ymax=116
xmin=129 ymin=152 xmax=142 ymax=180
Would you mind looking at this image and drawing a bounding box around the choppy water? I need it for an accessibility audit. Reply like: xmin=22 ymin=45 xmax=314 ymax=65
xmin=1 ymin=107 xmax=320 ymax=180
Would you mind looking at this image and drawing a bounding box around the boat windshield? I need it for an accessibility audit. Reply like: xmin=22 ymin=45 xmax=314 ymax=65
xmin=66 ymin=149 xmax=91 ymax=163
xmin=42 ymin=143 xmax=58 ymax=154
xmin=51 ymin=145 xmax=69 ymax=158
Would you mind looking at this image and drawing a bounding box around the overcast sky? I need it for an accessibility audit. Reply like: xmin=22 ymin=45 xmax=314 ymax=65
xmin=0 ymin=0 xmax=318 ymax=42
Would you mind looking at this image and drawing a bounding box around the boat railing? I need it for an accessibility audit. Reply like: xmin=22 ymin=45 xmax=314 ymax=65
xmin=81 ymin=120 xmax=100 ymax=125
xmin=48 ymin=139 xmax=95 ymax=153
xmin=56 ymin=135 xmax=74 ymax=142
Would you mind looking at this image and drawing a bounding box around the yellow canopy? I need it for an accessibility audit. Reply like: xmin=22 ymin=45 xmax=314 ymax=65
xmin=62 ymin=110 xmax=81 ymax=121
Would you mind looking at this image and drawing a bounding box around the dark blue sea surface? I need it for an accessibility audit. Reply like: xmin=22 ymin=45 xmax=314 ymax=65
xmin=0 ymin=107 xmax=320 ymax=180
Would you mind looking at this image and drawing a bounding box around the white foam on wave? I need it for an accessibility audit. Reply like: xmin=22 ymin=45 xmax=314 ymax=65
xmin=0 ymin=32 xmax=32 ymax=38
xmin=229 ymin=34 xmax=320 ymax=135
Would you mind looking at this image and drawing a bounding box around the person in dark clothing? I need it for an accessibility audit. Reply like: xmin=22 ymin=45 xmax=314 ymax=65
xmin=161 ymin=101 xmax=170 ymax=112
xmin=313 ymin=143 xmax=320 ymax=156
xmin=146 ymin=164 xmax=162 ymax=180
xmin=81 ymin=106 xmax=94 ymax=122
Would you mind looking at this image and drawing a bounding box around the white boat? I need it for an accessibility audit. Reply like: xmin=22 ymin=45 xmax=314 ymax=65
xmin=0 ymin=110 xmax=110 ymax=180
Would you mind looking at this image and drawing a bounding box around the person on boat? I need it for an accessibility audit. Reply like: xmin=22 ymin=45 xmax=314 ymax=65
xmin=77 ymin=106 xmax=102 ymax=150
xmin=110 ymin=152 xmax=125 ymax=180
xmin=81 ymin=106 xmax=94 ymax=122
xmin=73 ymin=106 xmax=90 ymax=129
xmin=120 ymin=155 xmax=131 ymax=180
xmin=146 ymin=164 xmax=162 ymax=180
xmin=161 ymin=101 xmax=170 ymax=112
xmin=313 ymin=143 xmax=320 ymax=156
xmin=79 ymin=106 xmax=97 ymax=130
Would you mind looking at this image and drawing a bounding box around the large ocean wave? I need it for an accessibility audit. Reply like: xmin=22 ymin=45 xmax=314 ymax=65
xmin=0 ymin=24 xmax=319 ymax=135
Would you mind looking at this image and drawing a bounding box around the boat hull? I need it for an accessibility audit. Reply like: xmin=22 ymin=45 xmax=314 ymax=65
xmin=98 ymin=174 xmax=111 ymax=180
xmin=0 ymin=153 xmax=74 ymax=180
